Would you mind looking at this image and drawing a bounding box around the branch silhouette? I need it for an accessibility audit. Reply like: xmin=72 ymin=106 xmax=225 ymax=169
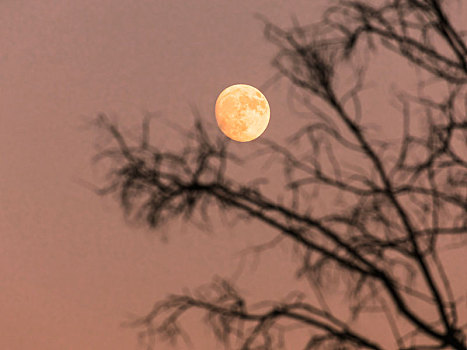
xmin=91 ymin=1 xmax=466 ymax=349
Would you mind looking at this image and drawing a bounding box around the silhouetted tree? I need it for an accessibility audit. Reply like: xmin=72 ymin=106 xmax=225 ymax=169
xmin=91 ymin=1 xmax=467 ymax=349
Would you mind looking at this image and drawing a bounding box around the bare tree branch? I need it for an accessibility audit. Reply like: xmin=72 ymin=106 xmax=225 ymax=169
xmin=90 ymin=1 xmax=467 ymax=349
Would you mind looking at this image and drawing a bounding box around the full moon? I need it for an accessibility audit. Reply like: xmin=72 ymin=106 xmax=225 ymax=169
xmin=215 ymin=84 xmax=270 ymax=142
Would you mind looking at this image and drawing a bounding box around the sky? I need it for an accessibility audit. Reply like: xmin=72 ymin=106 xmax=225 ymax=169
xmin=1 ymin=1 xmax=465 ymax=349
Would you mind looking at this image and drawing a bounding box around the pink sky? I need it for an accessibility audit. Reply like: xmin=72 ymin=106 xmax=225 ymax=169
xmin=1 ymin=1 xmax=465 ymax=349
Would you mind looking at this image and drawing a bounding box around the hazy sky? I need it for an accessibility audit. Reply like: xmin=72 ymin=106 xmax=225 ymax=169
xmin=0 ymin=1 xmax=324 ymax=349
xmin=1 ymin=1 xmax=465 ymax=349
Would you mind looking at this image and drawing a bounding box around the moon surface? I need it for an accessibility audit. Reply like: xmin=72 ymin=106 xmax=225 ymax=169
xmin=215 ymin=84 xmax=270 ymax=142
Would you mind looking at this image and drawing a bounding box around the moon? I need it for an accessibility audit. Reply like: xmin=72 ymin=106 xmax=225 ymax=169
xmin=215 ymin=84 xmax=270 ymax=142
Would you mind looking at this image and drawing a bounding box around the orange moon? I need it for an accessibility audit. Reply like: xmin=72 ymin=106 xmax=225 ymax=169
xmin=215 ymin=84 xmax=270 ymax=142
